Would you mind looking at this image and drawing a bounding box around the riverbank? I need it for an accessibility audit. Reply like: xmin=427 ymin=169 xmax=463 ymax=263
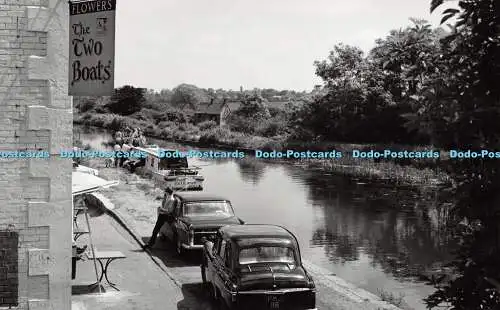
xmin=74 ymin=113 xmax=450 ymax=187
xmin=89 ymin=159 xmax=406 ymax=310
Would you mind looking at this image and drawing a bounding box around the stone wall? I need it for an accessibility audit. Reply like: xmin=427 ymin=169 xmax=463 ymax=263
xmin=0 ymin=0 xmax=73 ymax=309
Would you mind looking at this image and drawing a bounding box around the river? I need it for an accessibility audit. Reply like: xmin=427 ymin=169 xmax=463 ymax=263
xmin=75 ymin=125 xmax=454 ymax=310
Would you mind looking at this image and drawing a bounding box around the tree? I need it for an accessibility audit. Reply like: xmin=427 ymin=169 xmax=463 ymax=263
xmin=226 ymin=96 xmax=271 ymax=134
xmin=170 ymin=84 xmax=210 ymax=109
xmin=106 ymin=85 xmax=146 ymax=116
xmin=423 ymin=0 xmax=500 ymax=309
xmin=292 ymin=42 xmax=419 ymax=143
xmin=368 ymin=19 xmax=446 ymax=143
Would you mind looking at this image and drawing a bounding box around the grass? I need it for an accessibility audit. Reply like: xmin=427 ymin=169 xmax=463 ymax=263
xmin=74 ymin=111 xmax=450 ymax=188
xmin=377 ymin=289 xmax=407 ymax=308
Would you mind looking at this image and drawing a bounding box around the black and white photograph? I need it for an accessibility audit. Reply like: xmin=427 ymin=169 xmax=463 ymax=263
xmin=1 ymin=0 xmax=499 ymax=309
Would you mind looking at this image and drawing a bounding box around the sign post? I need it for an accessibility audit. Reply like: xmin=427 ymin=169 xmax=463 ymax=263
xmin=68 ymin=0 xmax=116 ymax=96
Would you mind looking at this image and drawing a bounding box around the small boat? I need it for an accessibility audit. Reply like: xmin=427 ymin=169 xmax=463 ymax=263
xmin=131 ymin=145 xmax=204 ymax=191
xmin=73 ymin=162 xmax=99 ymax=176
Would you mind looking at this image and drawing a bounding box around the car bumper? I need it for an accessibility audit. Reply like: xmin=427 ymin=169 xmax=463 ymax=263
xmin=232 ymin=288 xmax=316 ymax=310
xmin=181 ymin=243 xmax=204 ymax=250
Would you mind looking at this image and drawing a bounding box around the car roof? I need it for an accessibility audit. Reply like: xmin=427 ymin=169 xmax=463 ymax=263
xmin=221 ymin=224 xmax=295 ymax=240
xmin=174 ymin=191 xmax=230 ymax=202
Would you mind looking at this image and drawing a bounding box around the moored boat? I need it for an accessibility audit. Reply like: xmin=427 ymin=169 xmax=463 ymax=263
xmin=131 ymin=145 xmax=204 ymax=191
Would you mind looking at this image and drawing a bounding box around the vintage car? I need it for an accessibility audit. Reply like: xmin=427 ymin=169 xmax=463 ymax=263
xmin=201 ymin=224 xmax=317 ymax=310
xmin=159 ymin=192 xmax=244 ymax=255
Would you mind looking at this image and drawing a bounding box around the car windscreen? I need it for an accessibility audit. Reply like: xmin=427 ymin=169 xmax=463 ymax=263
xmin=239 ymin=246 xmax=297 ymax=265
xmin=183 ymin=201 xmax=234 ymax=217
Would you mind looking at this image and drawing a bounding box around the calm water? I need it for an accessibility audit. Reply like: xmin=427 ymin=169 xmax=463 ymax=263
xmin=75 ymin=126 xmax=454 ymax=310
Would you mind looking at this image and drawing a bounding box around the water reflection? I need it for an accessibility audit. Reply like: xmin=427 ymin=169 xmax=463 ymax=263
xmin=199 ymin=157 xmax=232 ymax=166
xmin=235 ymin=158 xmax=267 ymax=185
xmin=291 ymin=168 xmax=454 ymax=280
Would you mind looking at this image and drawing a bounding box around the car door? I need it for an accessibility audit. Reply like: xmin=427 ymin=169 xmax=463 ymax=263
xmin=220 ymin=242 xmax=235 ymax=306
xmin=214 ymin=239 xmax=234 ymax=304
xmin=206 ymin=234 xmax=221 ymax=285
xmin=212 ymin=238 xmax=227 ymax=295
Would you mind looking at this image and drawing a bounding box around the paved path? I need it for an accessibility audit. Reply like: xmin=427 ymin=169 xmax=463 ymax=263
xmin=72 ymin=206 xmax=214 ymax=310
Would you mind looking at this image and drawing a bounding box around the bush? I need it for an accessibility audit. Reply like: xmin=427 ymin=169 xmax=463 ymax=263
xmin=255 ymin=119 xmax=288 ymax=137
xmin=109 ymin=116 xmax=127 ymax=131
xmin=131 ymin=110 xmax=150 ymax=122
xmin=93 ymin=105 xmax=108 ymax=113
xmin=177 ymin=122 xmax=199 ymax=133
xmin=143 ymin=124 xmax=160 ymax=137
xmin=197 ymin=120 xmax=218 ymax=131
xmin=227 ymin=115 xmax=256 ymax=134
xmin=199 ymin=127 xmax=233 ymax=145
xmin=160 ymin=128 xmax=175 ymax=139
xmin=260 ymin=139 xmax=287 ymax=151
xmin=76 ymin=100 xmax=94 ymax=113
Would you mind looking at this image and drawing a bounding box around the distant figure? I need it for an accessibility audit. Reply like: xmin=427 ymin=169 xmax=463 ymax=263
xmin=139 ymin=135 xmax=147 ymax=147
xmin=131 ymin=128 xmax=139 ymax=139
xmin=116 ymin=137 xmax=123 ymax=146
xmin=125 ymin=126 xmax=133 ymax=138
xmin=113 ymin=144 xmax=121 ymax=167
xmin=114 ymin=131 xmax=123 ymax=146
xmin=120 ymin=143 xmax=131 ymax=167
xmin=121 ymin=143 xmax=131 ymax=152
xmin=145 ymin=187 xmax=174 ymax=249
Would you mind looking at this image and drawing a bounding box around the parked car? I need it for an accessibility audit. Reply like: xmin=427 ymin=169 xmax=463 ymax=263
xmin=201 ymin=224 xmax=317 ymax=310
xmin=159 ymin=192 xmax=244 ymax=255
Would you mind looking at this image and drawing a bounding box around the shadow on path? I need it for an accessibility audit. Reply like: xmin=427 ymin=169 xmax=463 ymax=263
xmin=140 ymin=236 xmax=202 ymax=268
xmin=176 ymin=283 xmax=216 ymax=310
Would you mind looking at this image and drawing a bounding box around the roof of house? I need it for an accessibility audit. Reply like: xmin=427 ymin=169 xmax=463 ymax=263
xmin=195 ymin=101 xmax=226 ymax=115
xmin=226 ymin=101 xmax=242 ymax=112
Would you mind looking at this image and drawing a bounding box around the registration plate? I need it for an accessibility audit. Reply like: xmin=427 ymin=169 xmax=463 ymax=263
xmin=267 ymin=295 xmax=280 ymax=309
xmin=174 ymin=179 xmax=196 ymax=186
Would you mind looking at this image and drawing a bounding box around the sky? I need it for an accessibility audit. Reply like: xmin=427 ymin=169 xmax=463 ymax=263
xmin=113 ymin=0 xmax=455 ymax=92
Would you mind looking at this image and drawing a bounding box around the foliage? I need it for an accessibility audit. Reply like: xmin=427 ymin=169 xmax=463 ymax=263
xmin=420 ymin=0 xmax=500 ymax=309
xmin=106 ymin=85 xmax=146 ymax=116
xmin=291 ymin=20 xmax=447 ymax=145
xmin=197 ymin=120 xmax=219 ymax=131
xmin=170 ymin=84 xmax=210 ymax=109
xmin=75 ymin=98 xmax=94 ymax=113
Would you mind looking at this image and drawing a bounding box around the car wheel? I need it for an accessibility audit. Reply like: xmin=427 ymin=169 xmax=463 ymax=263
xmin=201 ymin=265 xmax=207 ymax=283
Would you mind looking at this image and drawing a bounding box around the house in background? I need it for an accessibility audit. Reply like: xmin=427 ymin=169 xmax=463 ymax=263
xmin=193 ymin=99 xmax=243 ymax=126
xmin=193 ymin=98 xmax=290 ymax=127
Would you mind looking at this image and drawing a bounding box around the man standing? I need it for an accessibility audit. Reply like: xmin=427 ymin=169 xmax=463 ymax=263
xmin=113 ymin=144 xmax=121 ymax=167
xmin=145 ymin=187 xmax=175 ymax=249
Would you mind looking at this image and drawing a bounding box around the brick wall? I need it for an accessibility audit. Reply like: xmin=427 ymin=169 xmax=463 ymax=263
xmin=0 ymin=231 xmax=18 ymax=307
xmin=0 ymin=0 xmax=73 ymax=310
